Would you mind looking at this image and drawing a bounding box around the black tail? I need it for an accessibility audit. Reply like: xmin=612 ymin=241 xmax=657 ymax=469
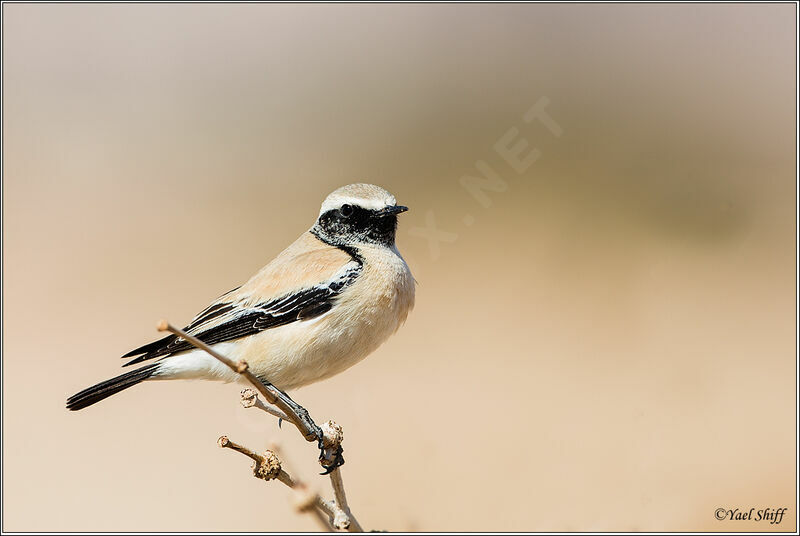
xmin=66 ymin=363 xmax=160 ymax=411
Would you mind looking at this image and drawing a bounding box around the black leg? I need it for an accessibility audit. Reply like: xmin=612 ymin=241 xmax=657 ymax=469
xmin=255 ymin=378 xmax=346 ymax=472
xmin=271 ymin=384 xmax=324 ymax=443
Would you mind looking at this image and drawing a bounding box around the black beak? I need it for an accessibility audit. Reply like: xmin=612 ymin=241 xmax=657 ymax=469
xmin=376 ymin=205 xmax=409 ymax=217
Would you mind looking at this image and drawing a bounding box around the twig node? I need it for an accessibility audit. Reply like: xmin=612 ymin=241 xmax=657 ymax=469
xmin=320 ymin=420 xmax=344 ymax=449
xmin=253 ymin=449 xmax=281 ymax=481
xmin=240 ymin=388 xmax=258 ymax=408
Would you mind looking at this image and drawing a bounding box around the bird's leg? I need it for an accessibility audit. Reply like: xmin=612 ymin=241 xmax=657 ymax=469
xmin=275 ymin=388 xmax=346 ymax=472
xmin=263 ymin=382 xmax=345 ymax=472
xmin=267 ymin=383 xmax=323 ymax=441
xmin=251 ymin=376 xmax=345 ymax=472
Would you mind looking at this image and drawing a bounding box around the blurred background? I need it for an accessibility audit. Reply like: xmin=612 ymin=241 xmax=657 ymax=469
xmin=2 ymin=3 xmax=796 ymax=532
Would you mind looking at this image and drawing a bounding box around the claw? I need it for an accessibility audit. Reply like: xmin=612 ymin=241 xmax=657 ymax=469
xmin=320 ymin=463 xmax=337 ymax=476
xmin=319 ymin=445 xmax=345 ymax=475
xmin=277 ymin=418 xmax=283 ymax=429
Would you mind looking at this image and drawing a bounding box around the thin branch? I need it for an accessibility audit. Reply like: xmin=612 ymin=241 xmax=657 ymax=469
xmin=218 ymin=436 xmax=333 ymax=532
xmin=330 ymin=469 xmax=362 ymax=532
xmin=157 ymin=320 xmax=365 ymax=532
xmin=157 ymin=320 xmax=317 ymax=442
xmin=319 ymin=421 xmax=363 ymax=532
xmin=239 ymin=390 xmax=362 ymax=531
xmin=240 ymin=388 xmax=291 ymax=422
xmin=269 ymin=442 xmax=344 ymax=526
xmin=217 ymin=435 xmax=263 ymax=464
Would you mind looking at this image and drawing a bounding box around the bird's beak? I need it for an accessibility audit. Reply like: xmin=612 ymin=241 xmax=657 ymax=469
xmin=376 ymin=205 xmax=409 ymax=217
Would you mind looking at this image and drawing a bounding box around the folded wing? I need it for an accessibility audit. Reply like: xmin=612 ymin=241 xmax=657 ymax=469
xmin=122 ymin=232 xmax=361 ymax=367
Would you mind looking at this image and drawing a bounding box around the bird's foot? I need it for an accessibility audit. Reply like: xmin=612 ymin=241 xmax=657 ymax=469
xmin=319 ymin=443 xmax=345 ymax=475
xmin=263 ymin=384 xmax=344 ymax=472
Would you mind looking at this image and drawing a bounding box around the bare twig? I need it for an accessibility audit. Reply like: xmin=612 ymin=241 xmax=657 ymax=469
xmin=240 ymin=388 xmax=291 ymax=422
xmin=157 ymin=320 xmax=365 ymax=532
xmin=217 ymin=435 xmax=283 ymax=480
xmin=319 ymin=421 xmax=363 ymax=532
xmin=269 ymin=442 xmax=343 ymax=527
xmin=241 ymin=392 xmax=361 ymax=530
xmin=329 ymin=469 xmax=361 ymax=531
xmin=157 ymin=320 xmax=318 ymax=442
xmin=218 ymin=436 xmax=333 ymax=531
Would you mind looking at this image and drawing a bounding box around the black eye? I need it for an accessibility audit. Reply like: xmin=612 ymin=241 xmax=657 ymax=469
xmin=340 ymin=204 xmax=354 ymax=217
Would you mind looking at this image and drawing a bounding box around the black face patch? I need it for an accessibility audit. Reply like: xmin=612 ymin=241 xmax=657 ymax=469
xmin=312 ymin=205 xmax=399 ymax=248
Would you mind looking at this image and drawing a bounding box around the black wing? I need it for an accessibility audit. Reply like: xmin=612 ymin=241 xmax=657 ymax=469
xmin=121 ymin=264 xmax=361 ymax=367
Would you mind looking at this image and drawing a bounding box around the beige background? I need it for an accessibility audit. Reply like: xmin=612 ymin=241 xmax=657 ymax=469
xmin=2 ymin=3 xmax=796 ymax=532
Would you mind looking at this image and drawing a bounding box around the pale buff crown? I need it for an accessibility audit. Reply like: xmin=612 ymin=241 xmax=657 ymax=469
xmin=318 ymin=183 xmax=398 ymax=216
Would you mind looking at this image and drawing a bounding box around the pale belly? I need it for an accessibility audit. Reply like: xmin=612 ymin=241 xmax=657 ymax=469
xmin=241 ymin=263 xmax=415 ymax=389
xmin=156 ymin=249 xmax=415 ymax=391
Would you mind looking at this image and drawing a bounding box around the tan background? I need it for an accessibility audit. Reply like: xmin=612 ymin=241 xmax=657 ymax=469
xmin=2 ymin=3 xmax=796 ymax=532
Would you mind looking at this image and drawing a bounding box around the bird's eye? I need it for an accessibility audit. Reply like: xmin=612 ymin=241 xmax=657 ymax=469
xmin=340 ymin=204 xmax=354 ymax=218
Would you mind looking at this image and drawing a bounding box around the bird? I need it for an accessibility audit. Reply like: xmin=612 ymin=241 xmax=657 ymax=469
xmin=67 ymin=184 xmax=415 ymax=452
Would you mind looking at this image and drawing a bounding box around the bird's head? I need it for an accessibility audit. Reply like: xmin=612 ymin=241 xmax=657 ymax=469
xmin=312 ymin=184 xmax=408 ymax=248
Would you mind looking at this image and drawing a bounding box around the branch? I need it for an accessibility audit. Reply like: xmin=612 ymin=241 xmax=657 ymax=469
xmin=156 ymin=320 xmax=366 ymax=531
xmin=268 ymin=441 xmax=346 ymax=527
xmin=218 ymin=436 xmax=334 ymax=531
xmin=157 ymin=320 xmax=317 ymax=442
xmin=319 ymin=421 xmax=363 ymax=532
xmin=241 ymin=388 xmax=290 ymax=421
xmin=240 ymin=390 xmax=361 ymax=530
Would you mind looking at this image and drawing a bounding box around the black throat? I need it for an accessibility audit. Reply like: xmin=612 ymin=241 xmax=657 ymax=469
xmin=311 ymin=205 xmax=399 ymax=252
